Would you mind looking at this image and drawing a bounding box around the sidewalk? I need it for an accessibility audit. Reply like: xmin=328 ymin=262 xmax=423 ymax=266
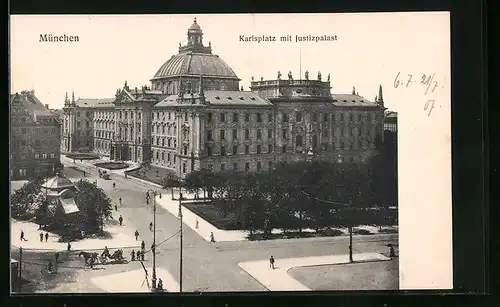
xmin=11 ymin=219 xmax=140 ymax=252
xmin=90 ymin=266 xmax=180 ymax=293
xmin=238 ymin=253 xmax=390 ymax=291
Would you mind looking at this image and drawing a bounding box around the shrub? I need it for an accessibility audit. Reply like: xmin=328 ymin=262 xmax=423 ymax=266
xmin=95 ymin=162 xmax=129 ymax=170
xmin=353 ymin=228 xmax=373 ymax=235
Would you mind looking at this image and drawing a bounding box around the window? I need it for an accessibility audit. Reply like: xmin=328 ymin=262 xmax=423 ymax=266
xmin=245 ymin=162 xmax=250 ymax=171
xmin=245 ymin=113 xmax=250 ymax=122
xmin=35 ymin=153 xmax=40 ymax=159
xmin=162 ymin=152 xmax=165 ymax=160
xmin=206 ymin=146 xmax=212 ymax=156
xmin=296 ymin=111 xmax=302 ymax=122
xmin=220 ymin=146 xmax=226 ymax=156
xmin=257 ymin=145 xmax=261 ymax=154
xmin=282 ymin=113 xmax=288 ymax=122
xmin=167 ymin=153 xmax=171 ymax=161
xmin=268 ymin=113 xmax=273 ymax=122
xmin=233 ymin=163 xmax=238 ymax=170
xmin=256 ymin=129 xmax=262 ymax=139
xmin=245 ymin=129 xmax=250 ymax=139
xmin=220 ymin=130 xmax=225 ymax=140
xmin=156 ymin=151 xmax=159 ymax=159
xmin=77 ymin=112 xmax=80 ymax=117
xmin=173 ymin=155 xmax=177 ymax=163
xmin=183 ymin=146 xmax=188 ymax=156
xmin=296 ymin=135 xmax=303 ymax=147
xmin=323 ymin=143 xmax=328 ymax=151
xmin=207 ymin=112 xmax=213 ymax=123
xmin=256 ymin=162 xmax=262 ymax=171
xmin=50 ymin=153 xmax=55 ymax=158
xmin=183 ymin=163 xmax=187 ymax=173
xmin=282 ymin=129 xmax=287 ymax=139
xmin=220 ymin=163 xmax=226 ymax=171
xmin=232 ymin=129 xmax=238 ymax=140
xmin=233 ymin=145 xmax=238 ymax=155
xmin=207 ymin=130 xmax=212 ymax=141
xmin=220 ymin=112 xmax=226 ymax=122
xmin=42 ymin=153 xmax=47 ymax=159
xmin=162 ymin=125 xmax=165 ymax=134
xmin=245 ymin=145 xmax=250 ymax=154
xmin=340 ymin=113 xmax=344 ymax=121
xmin=268 ymin=144 xmax=273 ymax=153
xmin=162 ymin=138 xmax=165 ymax=146
xmin=281 ymin=145 xmax=287 ymax=153
xmin=168 ymin=138 xmax=171 ymax=147
xmin=323 ymin=113 xmax=328 ymax=122
xmin=257 ymin=113 xmax=262 ymax=122
xmin=233 ymin=113 xmax=238 ymax=122
xmin=267 ymin=129 xmax=273 ymax=139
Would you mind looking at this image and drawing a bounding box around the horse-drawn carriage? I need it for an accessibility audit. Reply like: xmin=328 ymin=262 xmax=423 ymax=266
xmin=98 ymin=169 xmax=111 ymax=180
xmin=79 ymin=248 xmax=128 ymax=270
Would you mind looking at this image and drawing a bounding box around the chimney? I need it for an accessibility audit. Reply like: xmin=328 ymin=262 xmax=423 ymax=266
xmin=45 ymin=104 xmax=49 ymax=109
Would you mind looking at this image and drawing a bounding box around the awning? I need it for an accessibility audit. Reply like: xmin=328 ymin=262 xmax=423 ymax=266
xmin=60 ymin=197 xmax=80 ymax=214
xmin=11 ymin=258 xmax=18 ymax=264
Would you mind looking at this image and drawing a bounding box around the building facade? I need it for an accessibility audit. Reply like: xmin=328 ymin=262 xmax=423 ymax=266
xmin=10 ymin=91 xmax=61 ymax=179
xmin=61 ymin=18 xmax=386 ymax=178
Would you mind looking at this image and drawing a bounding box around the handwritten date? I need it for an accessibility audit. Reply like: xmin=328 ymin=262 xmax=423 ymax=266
xmin=393 ymin=72 xmax=440 ymax=95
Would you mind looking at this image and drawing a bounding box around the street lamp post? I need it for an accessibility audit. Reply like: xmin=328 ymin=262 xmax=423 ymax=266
xmin=179 ymin=191 xmax=183 ymax=293
xmin=146 ymin=189 xmax=158 ymax=291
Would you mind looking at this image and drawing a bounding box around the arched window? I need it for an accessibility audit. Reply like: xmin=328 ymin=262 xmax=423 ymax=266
xmin=296 ymin=111 xmax=302 ymax=122
xmin=295 ymin=135 xmax=303 ymax=147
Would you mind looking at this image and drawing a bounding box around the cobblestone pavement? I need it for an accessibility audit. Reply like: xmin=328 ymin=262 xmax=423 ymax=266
xmin=21 ymin=159 xmax=398 ymax=293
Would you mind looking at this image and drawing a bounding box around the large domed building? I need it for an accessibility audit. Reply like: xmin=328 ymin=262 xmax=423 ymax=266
xmin=61 ymin=17 xmax=386 ymax=178
xmin=150 ymin=18 xmax=240 ymax=94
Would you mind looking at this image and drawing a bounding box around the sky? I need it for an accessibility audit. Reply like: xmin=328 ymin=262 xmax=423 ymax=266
xmin=10 ymin=13 xmax=452 ymax=289
xmin=11 ymin=13 xmax=449 ymax=112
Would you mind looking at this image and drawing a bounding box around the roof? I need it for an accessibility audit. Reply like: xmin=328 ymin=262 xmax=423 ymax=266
xmin=75 ymin=98 xmax=100 ymax=108
xmin=152 ymin=52 xmax=239 ymax=80
xmin=205 ymin=91 xmax=272 ymax=106
xmin=331 ymin=94 xmax=380 ymax=107
xmin=10 ymin=91 xmax=56 ymax=117
xmin=154 ymin=90 xmax=272 ymax=107
xmin=385 ymin=110 xmax=398 ymax=118
xmin=60 ymin=197 xmax=79 ymax=214
xmin=41 ymin=173 xmax=75 ymax=190
xmin=94 ymin=98 xmax=116 ymax=108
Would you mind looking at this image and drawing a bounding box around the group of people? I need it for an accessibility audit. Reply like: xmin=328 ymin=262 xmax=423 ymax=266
xmin=39 ymin=232 xmax=50 ymax=242
xmin=130 ymin=240 xmax=147 ymax=261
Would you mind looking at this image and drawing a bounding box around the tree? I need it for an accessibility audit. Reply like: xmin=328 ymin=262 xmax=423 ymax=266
xmin=74 ymin=179 xmax=113 ymax=234
xmin=10 ymin=179 xmax=44 ymax=220
xmin=160 ymin=173 xmax=183 ymax=189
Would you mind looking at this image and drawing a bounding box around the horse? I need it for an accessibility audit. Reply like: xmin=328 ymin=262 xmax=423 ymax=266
xmin=79 ymin=251 xmax=99 ymax=265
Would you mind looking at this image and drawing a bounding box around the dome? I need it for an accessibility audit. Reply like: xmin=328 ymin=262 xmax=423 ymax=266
xmin=152 ymin=52 xmax=239 ymax=80
xmin=188 ymin=18 xmax=202 ymax=32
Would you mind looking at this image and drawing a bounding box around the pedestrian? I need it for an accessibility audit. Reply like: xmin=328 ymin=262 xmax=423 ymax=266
xmin=83 ymin=170 xmax=86 ymax=177
xmin=125 ymin=173 xmax=128 ymax=179
xmin=151 ymin=243 xmax=156 ymax=254
xmin=131 ymin=250 xmax=136 ymax=261
xmin=195 ymin=219 xmax=199 ymax=229
xmin=136 ymin=250 xmax=141 ymax=261
xmin=210 ymin=232 xmax=215 ymax=243
xmin=45 ymin=232 xmax=49 ymax=242
xmin=73 ymin=158 xmax=75 ymax=163
xmin=135 ymin=230 xmax=139 ymax=240
xmin=115 ymin=204 xmax=118 ymax=211
xmin=118 ymin=215 xmax=123 ymax=226
xmin=81 ymin=230 xmax=85 ymax=238
xmin=67 ymin=242 xmax=71 ymax=251
xmin=141 ymin=240 xmax=145 ymax=251
xmin=39 ymin=233 xmax=44 ymax=242
xmin=141 ymin=250 xmax=145 ymax=261
xmin=158 ymin=278 xmax=163 ymax=291
xmin=149 ymin=222 xmax=153 ymax=231
xmin=119 ymin=197 xmax=122 ymax=205
xmin=113 ymin=182 xmax=116 ymax=189
xmin=269 ymin=255 xmax=275 ymax=269
xmin=20 ymin=230 xmax=27 ymax=241
xmin=389 ymin=244 xmax=396 ymax=258
xmin=55 ymin=252 xmax=60 ymax=264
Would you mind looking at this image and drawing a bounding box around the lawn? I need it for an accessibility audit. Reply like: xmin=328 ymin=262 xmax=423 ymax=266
xmin=288 ymin=258 xmax=399 ymax=291
xmin=65 ymin=153 xmax=100 ymax=160
xmin=183 ymin=202 xmax=241 ymax=230
xmin=95 ymin=162 xmax=129 ymax=170
xmin=126 ymin=165 xmax=176 ymax=186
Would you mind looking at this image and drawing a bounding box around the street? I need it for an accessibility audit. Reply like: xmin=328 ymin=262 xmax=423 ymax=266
xmin=16 ymin=160 xmax=398 ymax=292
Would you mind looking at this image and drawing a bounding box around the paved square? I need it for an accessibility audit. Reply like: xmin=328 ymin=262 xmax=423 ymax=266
xmin=238 ymin=253 xmax=390 ymax=291
xmin=90 ymin=267 xmax=180 ymax=292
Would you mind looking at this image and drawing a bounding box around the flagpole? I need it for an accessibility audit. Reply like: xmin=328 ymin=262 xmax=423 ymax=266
xmin=299 ymin=48 xmax=302 ymax=80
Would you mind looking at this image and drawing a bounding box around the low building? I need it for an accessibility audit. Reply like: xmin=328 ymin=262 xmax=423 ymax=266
xmin=384 ymin=110 xmax=398 ymax=133
xmin=41 ymin=173 xmax=80 ymax=229
xmin=10 ymin=91 xmax=61 ymax=179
